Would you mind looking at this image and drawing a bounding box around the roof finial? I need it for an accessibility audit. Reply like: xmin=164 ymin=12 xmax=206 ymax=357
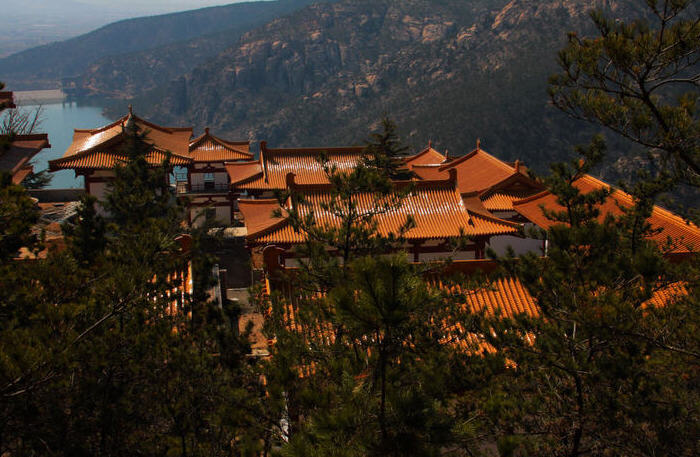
xmin=205 ymin=127 xmax=210 ymax=135
xmin=428 ymin=139 xmax=432 ymax=149
xmin=445 ymin=149 xmax=449 ymax=160
xmin=476 ymin=138 xmax=481 ymax=150
xmin=124 ymin=104 xmax=135 ymax=131
xmin=514 ymin=159 xmax=521 ymax=173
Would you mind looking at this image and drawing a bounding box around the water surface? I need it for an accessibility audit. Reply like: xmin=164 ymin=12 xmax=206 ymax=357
xmin=7 ymin=101 xmax=114 ymax=188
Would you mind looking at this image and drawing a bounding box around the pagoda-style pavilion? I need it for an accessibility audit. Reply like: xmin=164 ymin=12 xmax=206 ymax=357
xmin=0 ymin=133 xmax=51 ymax=184
xmin=513 ymin=174 xmax=700 ymax=257
xmin=238 ymin=171 xmax=521 ymax=268
xmin=49 ymin=107 xmax=193 ymax=207
xmin=180 ymin=128 xmax=253 ymax=226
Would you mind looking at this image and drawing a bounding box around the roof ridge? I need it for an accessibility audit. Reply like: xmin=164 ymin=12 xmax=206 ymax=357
xmin=74 ymin=115 xmax=128 ymax=134
xmin=439 ymin=147 xmax=516 ymax=173
xmin=512 ymin=189 xmax=552 ymax=206
xmin=265 ymin=145 xmax=365 ymax=154
xmin=588 ymin=175 xmax=699 ymax=230
xmin=225 ymin=159 xmax=259 ymax=166
xmin=411 ymin=163 xmax=443 ymax=168
xmin=189 ymin=134 xmax=253 ymax=158
xmin=405 ymin=145 xmax=447 ymax=164
xmin=238 ymin=198 xmax=280 ymax=205
xmin=468 ymin=210 xmax=522 ymax=229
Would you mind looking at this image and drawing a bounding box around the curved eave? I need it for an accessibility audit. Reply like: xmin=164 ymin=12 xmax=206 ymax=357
xmin=49 ymin=149 xmax=193 ymax=171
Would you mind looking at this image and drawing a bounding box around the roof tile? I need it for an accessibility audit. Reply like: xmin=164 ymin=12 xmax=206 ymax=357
xmin=241 ymin=179 xmax=520 ymax=244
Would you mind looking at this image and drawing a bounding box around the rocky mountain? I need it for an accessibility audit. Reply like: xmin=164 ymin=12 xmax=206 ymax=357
xmin=126 ymin=0 xmax=641 ymax=173
xmin=0 ymin=0 xmax=331 ymax=90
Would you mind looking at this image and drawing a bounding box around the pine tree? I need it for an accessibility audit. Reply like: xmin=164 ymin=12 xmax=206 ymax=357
xmin=258 ymin=120 xmax=475 ymax=456
xmin=362 ymin=117 xmax=414 ymax=181
xmin=549 ymin=0 xmax=700 ymax=190
xmin=0 ymin=122 xmax=266 ymax=456
xmin=469 ymin=1 xmax=700 ymax=454
xmin=474 ymin=141 xmax=699 ymax=457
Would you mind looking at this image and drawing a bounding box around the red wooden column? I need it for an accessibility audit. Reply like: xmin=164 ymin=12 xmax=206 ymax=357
xmin=410 ymin=241 xmax=424 ymax=263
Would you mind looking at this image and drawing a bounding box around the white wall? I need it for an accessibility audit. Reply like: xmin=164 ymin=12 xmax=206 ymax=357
xmin=487 ymin=224 xmax=544 ymax=257
xmin=190 ymin=198 xmax=232 ymax=227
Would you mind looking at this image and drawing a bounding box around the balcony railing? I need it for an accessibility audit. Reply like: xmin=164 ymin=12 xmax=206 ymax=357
xmin=176 ymin=182 xmax=230 ymax=194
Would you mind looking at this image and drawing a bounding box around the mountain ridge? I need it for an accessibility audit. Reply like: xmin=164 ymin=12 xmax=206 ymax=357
xmin=0 ymin=0 xmax=330 ymax=90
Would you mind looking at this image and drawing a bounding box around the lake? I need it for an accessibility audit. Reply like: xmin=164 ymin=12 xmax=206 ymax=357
xmin=6 ymin=101 xmax=114 ymax=189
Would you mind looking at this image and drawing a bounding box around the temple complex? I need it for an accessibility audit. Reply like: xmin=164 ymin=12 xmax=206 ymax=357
xmin=239 ymin=170 xmax=521 ymax=268
xmin=43 ymin=110 xmax=699 ymax=315
xmin=34 ymin=107 xmax=699 ymax=366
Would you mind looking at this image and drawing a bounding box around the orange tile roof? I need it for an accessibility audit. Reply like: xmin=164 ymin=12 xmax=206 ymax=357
xmin=444 ymin=276 xmax=539 ymax=318
xmin=439 ymin=147 xmax=520 ymax=194
xmin=644 ymin=282 xmax=689 ymax=308
xmin=261 ymin=258 xmax=689 ymax=364
xmin=0 ymin=134 xmax=51 ymax=184
xmin=0 ymin=91 xmax=15 ymax=109
xmin=410 ymin=164 xmax=446 ymax=181
xmin=261 ymin=264 xmax=538 ymax=364
xmin=238 ymin=199 xmax=286 ymax=235
xmin=410 ymin=147 xmax=542 ymax=211
xmin=49 ymin=147 xmax=192 ymax=170
xmin=50 ymin=110 xmax=193 ymax=172
xmin=228 ymin=142 xmax=366 ymax=191
xmin=188 ymin=128 xmax=252 ymax=162
xmin=513 ymin=174 xmax=700 ymax=253
xmin=240 ymin=176 xmax=520 ymax=245
xmin=404 ymin=144 xmax=447 ymax=167
xmin=481 ymin=189 xmax=539 ymax=211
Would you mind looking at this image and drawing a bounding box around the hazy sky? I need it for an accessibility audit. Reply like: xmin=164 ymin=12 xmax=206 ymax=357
xmin=1 ymin=0 xmax=267 ymax=57
xmin=81 ymin=1 xmax=256 ymax=14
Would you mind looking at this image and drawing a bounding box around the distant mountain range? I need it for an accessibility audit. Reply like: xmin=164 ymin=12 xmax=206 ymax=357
xmin=0 ymin=0 xmax=330 ymax=90
xmin=3 ymin=0 xmax=647 ymax=179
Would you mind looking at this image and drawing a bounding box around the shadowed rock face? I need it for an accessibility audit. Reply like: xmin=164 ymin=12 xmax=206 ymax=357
xmin=130 ymin=0 xmax=638 ymax=172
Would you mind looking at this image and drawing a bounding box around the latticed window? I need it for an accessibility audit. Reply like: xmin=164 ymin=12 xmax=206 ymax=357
xmin=204 ymin=172 xmax=215 ymax=190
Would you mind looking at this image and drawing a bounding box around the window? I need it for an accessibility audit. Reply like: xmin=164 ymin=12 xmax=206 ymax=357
xmin=204 ymin=172 xmax=215 ymax=190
